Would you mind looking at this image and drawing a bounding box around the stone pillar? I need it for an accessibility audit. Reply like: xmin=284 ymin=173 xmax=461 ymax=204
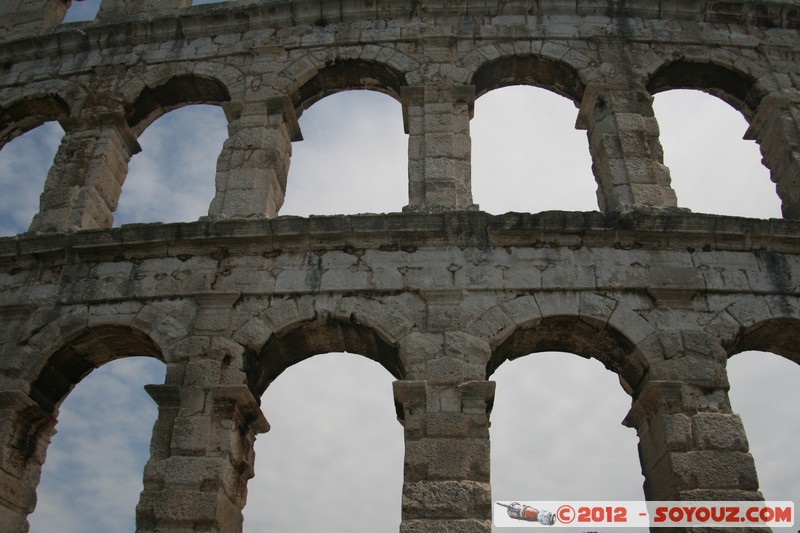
xmin=0 ymin=391 xmax=56 ymax=533
xmin=0 ymin=0 xmax=70 ymax=38
xmin=744 ymin=92 xmax=800 ymax=219
xmin=97 ymin=0 xmax=191 ymax=19
xmin=394 ymin=380 xmax=495 ymax=532
xmin=208 ymin=98 xmax=301 ymax=219
xmin=624 ymin=380 xmax=763 ymax=503
xmin=577 ymin=82 xmax=678 ymax=213
xmin=28 ymin=111 xmax=141 ymax=233
xmin=135 ymin=339 xmax=269 ymax=533
xmin=402 ymin=86 xmax=476 ymax=212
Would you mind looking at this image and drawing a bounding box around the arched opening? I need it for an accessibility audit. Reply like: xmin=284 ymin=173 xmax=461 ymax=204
xmin=472 ymin=56 xmax=586 ymax=104
xmin=725 ymin=318 xmax=800 ymax=505
xmin=243 ymin=352 xmax=403 ymax=532
xmin=487 ymin=316 xmax=643 ymax=386
xmin=25 ymin=325 xmax=165 ymax=532
xmin=126 ymin=75 xmax=230 ymax=136
xmin=469 ymin=56 xmax=593 ymax=214
xmin=244 ymin=316 xmax=404 ymax=531
xmin=471 ymin=86 xmax=596 ymax=214
xmin=63 ymin=0 xmax=100 ymax=23
xmin=490 ymin=353 xmax=644 ymax=503
xmin=647 ymin=60 xmax=763 ymax=120
xmin=29 ymin=325 xmax=164 ymax=415
xmin=727 ymin=351 xmax=799 ymax=505
xmin=248 ymin=315 xmax=403 ymax=398
xmin=28 ymin=356 xmax=166 ymax=533
xmin=0 ymin=121 xmax=63 ymax=235
xmin=291 ymin=59 xmax=405 ymax=114
xmin=0 ymin=95 xmax=70 ymax=148
xmin=487 ymin=316 xmax=645 ymax=519
xmin=647 ymin=59 xmax=779 ymax=218
xmin=652 ymin=89 xmax=781 ymax=218
xmin=117 ymin=104 xmax=227 ymax=225
xmin=280 ymin=90 xmax=407 ymax=216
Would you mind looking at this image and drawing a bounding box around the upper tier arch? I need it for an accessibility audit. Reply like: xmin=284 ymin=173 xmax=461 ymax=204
xmin=291 ymin=58 xmax=407 ymax=114
xmin=646 ymin=58 xmax=767 ymax=120
xmin=125 ymin=74 xmax=232 ymax=136
xmin=471 ymin=54 xmax=587 ymax=104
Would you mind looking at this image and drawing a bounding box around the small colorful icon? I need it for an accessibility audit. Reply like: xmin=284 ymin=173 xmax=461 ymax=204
xmin=496 ymin=501 xmax=557 ymax=525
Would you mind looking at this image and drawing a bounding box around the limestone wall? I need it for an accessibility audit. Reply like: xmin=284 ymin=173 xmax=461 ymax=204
xmin=0 ymin=1 xmax=798 ymax=532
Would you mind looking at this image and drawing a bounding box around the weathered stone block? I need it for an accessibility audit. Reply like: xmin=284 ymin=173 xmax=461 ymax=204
xmin=171 ymin=415 xmax=212 ymax=455
xmin=669 ymin=451 xmax=759 ymax=490
xmin=404 ymin=438 xmax=490 ymax=481
xmin=691 ymin=413 xmax=749 ymax=452
xmin=399 ymin=518 xmax=492 ymax=532
xmin=402 ymin=480 xmax=492 ymax=519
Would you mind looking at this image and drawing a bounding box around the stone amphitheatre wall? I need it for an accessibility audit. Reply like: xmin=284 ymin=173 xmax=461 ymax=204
xmin=0 ymin=1 xmax=798 ymax=531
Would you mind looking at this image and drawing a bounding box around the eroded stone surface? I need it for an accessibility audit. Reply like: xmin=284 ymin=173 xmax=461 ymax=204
xmin=1 ymin=2 xmax=799 ymax=532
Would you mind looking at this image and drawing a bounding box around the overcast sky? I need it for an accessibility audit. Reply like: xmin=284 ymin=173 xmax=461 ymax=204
xmin=0 ymin=1 xmax=795 ymax=532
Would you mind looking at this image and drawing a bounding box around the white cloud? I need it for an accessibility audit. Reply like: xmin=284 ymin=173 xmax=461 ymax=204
xmin=28 ymin=357 xmax=165 ymax=533
xmin=0 ymin=121 xmax=63 ymax=236
xmin=117 ymin=105 xmax=226 ymax=226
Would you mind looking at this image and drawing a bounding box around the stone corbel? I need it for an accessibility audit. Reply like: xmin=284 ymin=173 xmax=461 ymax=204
xmin=393 ymin=380 xmax=427 ymax=422
xmin=212 ymin=385 xmax=270 ymax=434
xmin=458 ymin=380 xmax=495 ymax=416
xmin=743 ymin=92 xmax=800 ymax=141
xmin=575 ymin=82 xmax=609 ymax=130
xmin=145 ymin=384 xmax=180 ymax=410
xmin=622 ymin=380 xmax=684 ymax=429
xmin=452 ymin=85 xmax=476 ymax=119
xmin=266 ymin=96 xmax=303 ymax=141
xmin=400 ymin=86 xmax=424 ymax=134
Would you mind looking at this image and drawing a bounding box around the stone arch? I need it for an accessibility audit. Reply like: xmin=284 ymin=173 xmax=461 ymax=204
xmin=469 ymin=293 xmax=653 ymax=391
xmin=125 ymin=73 xmax=232 ymax=136
xmin=0 ymin=93 xmax=69 ymax=148
xmin=20 ymin=303 xmax=188 ymax=381
xmin=29 ymin=324 xmax=164 ymax=415
xmin=247 ymin=303 xmax=408 ymax=398
xmin=0 ymin=322 xmax=168 ymax=530
xmin=705 ymin=294 xmax=800 ymax=362
xmin=470 ymin=54 xmax=587 ymax=104
xmin=251 ymin=316 xmax=405 ymax=397
xmin=726 ymin=317 xmax=800 ymax=364
xmin=489 ymin=315 xmax=639 ymax=389
xmin=646 ymin=58 xmax=767 ymax=120
xmin=289 ymin=57 xmax=407 ymax=116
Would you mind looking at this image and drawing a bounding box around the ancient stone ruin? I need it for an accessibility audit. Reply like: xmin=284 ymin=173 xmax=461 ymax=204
xmin=1 ymin=0 xmax=799 ymax=531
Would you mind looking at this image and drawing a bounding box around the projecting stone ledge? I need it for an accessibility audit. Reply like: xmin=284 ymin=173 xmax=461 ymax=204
xmin=0 ymin=210 xmax=797 ymax=260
